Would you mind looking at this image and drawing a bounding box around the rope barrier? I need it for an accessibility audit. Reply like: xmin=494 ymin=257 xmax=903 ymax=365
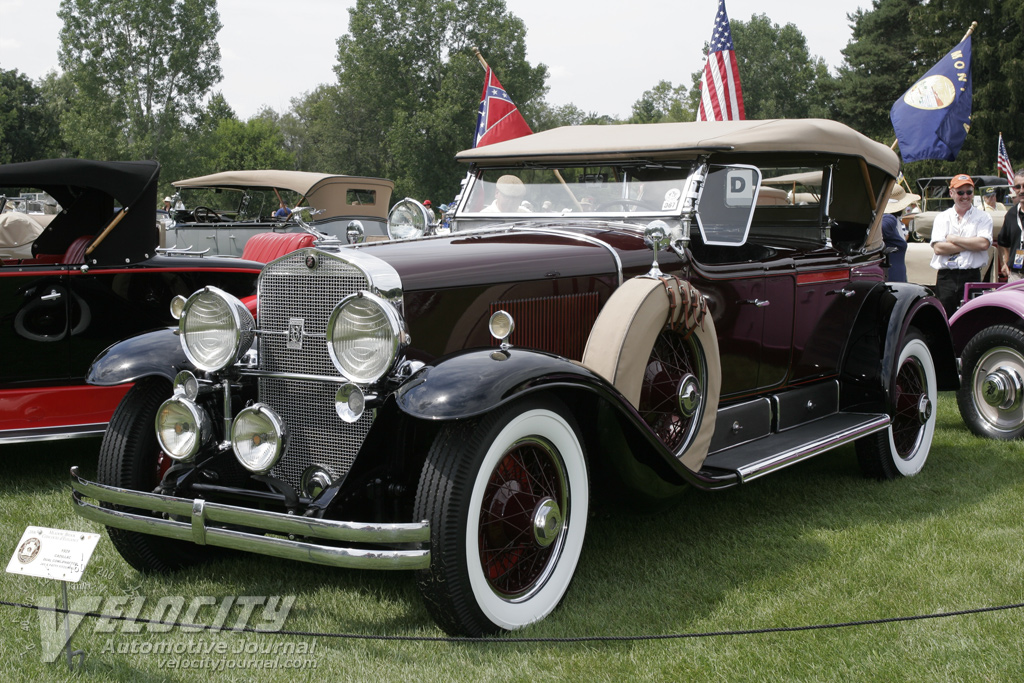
xmin=3 ymin=598 xmax=1022 ymax=644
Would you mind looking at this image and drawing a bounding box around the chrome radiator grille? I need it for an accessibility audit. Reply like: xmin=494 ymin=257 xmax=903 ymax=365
xmin=256 ymin=250 xmax=374 ymax=490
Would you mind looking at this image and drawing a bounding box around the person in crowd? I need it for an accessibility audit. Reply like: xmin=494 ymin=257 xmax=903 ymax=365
xmin=983 ymin=186 xmax=1007 ymax=213
xmin=881 ymin=184 xmax=918 ymax=282
xmin=274 ymin=201 xmax=291 ymax=219
xmin=930 ymin=174 xmax=993 ymax=316
xmin=997 ymin=171 xmax=1024 ymax=282
xmin=162 ymin=196 xmax=173 ymax=212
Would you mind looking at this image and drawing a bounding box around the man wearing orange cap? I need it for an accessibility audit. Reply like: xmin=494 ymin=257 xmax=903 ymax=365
xmin=930 ymin=173 xmax=993 ymax=316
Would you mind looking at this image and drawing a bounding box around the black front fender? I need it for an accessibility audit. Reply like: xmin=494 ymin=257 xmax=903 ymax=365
xmin=395 ymin=348 xmax=616 ymax=420
xmin=86 ymin=327 xmax=193 ymax=386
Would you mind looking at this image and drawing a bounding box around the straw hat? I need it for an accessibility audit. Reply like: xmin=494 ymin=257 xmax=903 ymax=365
xmin=884 ymin=184 xmax=921 ymax=214
xmin=495 ymin=174 xmax=526 ymax=198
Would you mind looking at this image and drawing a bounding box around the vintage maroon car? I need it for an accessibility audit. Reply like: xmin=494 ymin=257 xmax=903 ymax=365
xmin=71 ymin=120 xmax=958 ymax=636
xmin=0 ymin=159 xmax=262 ymax=443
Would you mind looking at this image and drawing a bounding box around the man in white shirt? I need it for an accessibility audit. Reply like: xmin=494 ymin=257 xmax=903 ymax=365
xmin=930 ymin=173 xmax=994 ymax=316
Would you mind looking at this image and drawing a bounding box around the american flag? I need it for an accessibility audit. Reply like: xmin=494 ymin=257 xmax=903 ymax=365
xmin=998 ymin=132 xmax=1015 ymax=183
xmin=474 ymin=67 xmax=532 ymax=148
xmin=696 ymin=0 xmax=745 ymax=122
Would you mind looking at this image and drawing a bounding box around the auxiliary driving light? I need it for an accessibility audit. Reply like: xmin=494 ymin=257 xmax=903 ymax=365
xmin=231 ymin=403 xmax=287 ymax=474
xmin=155 ymin=396 xmax=211 ymax=462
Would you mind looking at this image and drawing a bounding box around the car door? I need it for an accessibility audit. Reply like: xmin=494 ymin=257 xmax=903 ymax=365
xmin=0 ymin=264 xmax=72 ymax=385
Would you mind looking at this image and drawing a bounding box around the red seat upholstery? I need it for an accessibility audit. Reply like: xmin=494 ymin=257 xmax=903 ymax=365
xmin=241 ymin=232 xmax=316 ymax=264
xmin=63 ymin=235 xmax=94 ymax=264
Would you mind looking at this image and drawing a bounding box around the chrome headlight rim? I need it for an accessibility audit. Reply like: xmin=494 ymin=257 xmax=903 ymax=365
xmin=231 ymin=403 xmax=287 ymax=474
xmin=178 ymin=286 xmax=255 ymax=373
xmin=155 ymin=396 xmax=211 ymax=462
xmin=386 ymin=197 xmax=432 ymax=240
xmin=326 ymin=290 xmax=404 ymax=385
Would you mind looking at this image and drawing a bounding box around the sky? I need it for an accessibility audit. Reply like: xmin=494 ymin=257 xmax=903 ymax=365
xmin=0 ymin=0 xmax=869 ymax=121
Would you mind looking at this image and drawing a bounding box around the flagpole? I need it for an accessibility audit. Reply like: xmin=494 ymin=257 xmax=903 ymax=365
xmin=472 ymin=47 xmax=582 ymax=211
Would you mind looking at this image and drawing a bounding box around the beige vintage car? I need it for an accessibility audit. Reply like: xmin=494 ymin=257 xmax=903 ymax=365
xmin=165 ymin=170 xmax=394 ymax=256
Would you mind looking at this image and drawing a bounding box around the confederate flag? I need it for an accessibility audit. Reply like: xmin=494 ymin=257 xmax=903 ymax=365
xmin=473 ymin=67 xmax=532 ymax=148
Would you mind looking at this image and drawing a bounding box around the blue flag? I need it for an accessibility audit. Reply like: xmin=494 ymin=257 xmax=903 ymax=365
xmin=891 ymin=34 xmax=973 ymax=163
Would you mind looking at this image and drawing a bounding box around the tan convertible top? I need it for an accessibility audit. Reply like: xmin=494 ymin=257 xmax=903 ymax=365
xmin=457 ymin=119 xmax=900 ymax=176
xmin=173 ymin=170 xmax=394 ymax=218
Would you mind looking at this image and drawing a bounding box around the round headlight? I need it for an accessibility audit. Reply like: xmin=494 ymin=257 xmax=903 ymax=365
xmin=179 ymin=286 xmax=256 ymax=372
xmin=327 ymin=291 xmax=403 ymax=384
xmin=387 ymin=198 xmax=431 ymax=240
xmin=231 ymin=403 xmax=286 ymax=474
xmin=155 ymin=396 xmax=211 ymax=462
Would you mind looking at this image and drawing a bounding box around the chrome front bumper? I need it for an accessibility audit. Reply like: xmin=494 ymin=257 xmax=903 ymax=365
xmin=70 ymin=467 xmax=430 ymax=570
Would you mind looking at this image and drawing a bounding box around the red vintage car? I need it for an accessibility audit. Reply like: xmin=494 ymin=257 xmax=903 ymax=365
xmin=71 ymin=120 xmax=958 ymax=636
xmin=0 ymin=159 xmax=263 ymax=443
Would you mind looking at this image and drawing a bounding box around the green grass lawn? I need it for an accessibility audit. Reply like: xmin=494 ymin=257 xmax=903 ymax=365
xmin=3 ymin=392 xmax=1024 ymax=681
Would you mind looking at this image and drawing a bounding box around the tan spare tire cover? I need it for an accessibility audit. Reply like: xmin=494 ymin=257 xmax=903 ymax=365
xmin=582 ymin=276 xmax=720 ymax=472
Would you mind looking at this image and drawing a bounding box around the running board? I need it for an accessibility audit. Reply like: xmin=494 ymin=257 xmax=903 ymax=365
xmin=699 ymin=413 xmax=891 ymax=484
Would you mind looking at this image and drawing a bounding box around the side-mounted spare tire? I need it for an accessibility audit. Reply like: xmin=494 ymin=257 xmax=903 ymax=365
xmin=582 ymin=276 xmax=721 ymax=472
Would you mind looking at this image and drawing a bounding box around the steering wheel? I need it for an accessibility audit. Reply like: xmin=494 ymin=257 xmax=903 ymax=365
xmin=594 ymin=199 xmax=654 ymax=212
xmin=192 ymin=206 xmax=220 ymax=222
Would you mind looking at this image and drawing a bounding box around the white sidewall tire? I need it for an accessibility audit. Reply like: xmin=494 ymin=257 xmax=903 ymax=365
xmin=464 ymin=408 xmax=589 ymax=631
xmin=889 ymin=337 xmax=937 ymax=476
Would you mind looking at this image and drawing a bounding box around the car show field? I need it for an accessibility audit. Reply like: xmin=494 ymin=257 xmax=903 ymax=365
xmin=3 ymin=394 xmax=1024 ymax=681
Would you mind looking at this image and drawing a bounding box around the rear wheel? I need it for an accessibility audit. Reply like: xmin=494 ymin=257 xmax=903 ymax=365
xmin=414 ymin=396 xmax=588 ymax=636
xmin=98 ymin=377 xmax=218 ymax=572
xmin=856 ymin=331 xmax=936 ymax=479
xmin=956 ymin=324 xmax=1024 ymax=440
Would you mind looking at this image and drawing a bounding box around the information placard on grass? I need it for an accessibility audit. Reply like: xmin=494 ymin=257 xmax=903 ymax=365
xmin=6 ymin=526 xmax=100 ymax=583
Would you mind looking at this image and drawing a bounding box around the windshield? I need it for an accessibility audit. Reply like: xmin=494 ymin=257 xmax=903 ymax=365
xmin=460 ymin=164 xmax=695 ymax=217
xmin=176 ymin=187 xmax=303 ymax=222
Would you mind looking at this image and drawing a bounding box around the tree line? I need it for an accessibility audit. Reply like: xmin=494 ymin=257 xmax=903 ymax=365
xmin=1 ymin=0 xmax=1022 ymax=205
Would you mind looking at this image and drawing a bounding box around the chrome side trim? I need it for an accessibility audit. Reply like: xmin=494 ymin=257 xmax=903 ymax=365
xmin=70 ymin=468 xmax=429 ymax=571
xmin=0 ymin=423 xmax=107 ymax=444
xmin=737 ymin=415 xmax=890 ymax=483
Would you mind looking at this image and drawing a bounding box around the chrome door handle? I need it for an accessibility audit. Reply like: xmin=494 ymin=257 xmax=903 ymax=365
xmin=739 ymin=299 xmax=770 ymax=307
xmin=41 ymin=289 xmax=62 ymax=301
xmin=828 ymin=288 xmax=855 ymax=298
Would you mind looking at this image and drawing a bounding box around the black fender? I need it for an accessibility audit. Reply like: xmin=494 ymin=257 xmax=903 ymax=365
xmin=395 ymin=347 xmax=617 ymax=420
xmin=86 ymin=326 xmax=194 ymax=386
xmin=843 ymin=282 xmax=958 ymax=411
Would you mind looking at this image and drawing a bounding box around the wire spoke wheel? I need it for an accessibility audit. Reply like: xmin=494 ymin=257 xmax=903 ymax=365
xmin=638 ymin=330 xmax=707 ymax=455
xmin=479 ymin=436 xmax=568 ymax=599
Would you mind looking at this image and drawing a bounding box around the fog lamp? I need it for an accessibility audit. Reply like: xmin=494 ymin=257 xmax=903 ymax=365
xmin=155 ymin=396 xmax=211 ymax=462
xmin=231 ymin=403 xmax=287 ymax=474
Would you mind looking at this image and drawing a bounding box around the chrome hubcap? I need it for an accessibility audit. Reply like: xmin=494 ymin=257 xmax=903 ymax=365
xmin=677 ymin=373 xmax=701 ymax=418
xmin=982 ymin=368 xmax=1024 ymax=410
xmin=917 ymin=395 xmax=933 ymax=425
xmin=532 ymin=497 xmax=563 ymax=548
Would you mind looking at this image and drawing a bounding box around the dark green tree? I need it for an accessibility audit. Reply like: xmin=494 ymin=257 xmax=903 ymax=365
xmin=0 ymin=69 xmax=64 ymax=163
xmin=834 ymin=0 xmax=925 ymax=142
xmin=836 ymin=0 xmax=1024 ymax=186
xmin=203 ymin=117 xmax=296 ymax=175
xmin=687 ymin=14 xmax=836 ymax=120
xmin=629 ymin=81 xmax=691 ymax=124
xmin=56 ymin=0 xmax=223 ymax=162
xmin=329 ymin=0 xmax=547 ymax=202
